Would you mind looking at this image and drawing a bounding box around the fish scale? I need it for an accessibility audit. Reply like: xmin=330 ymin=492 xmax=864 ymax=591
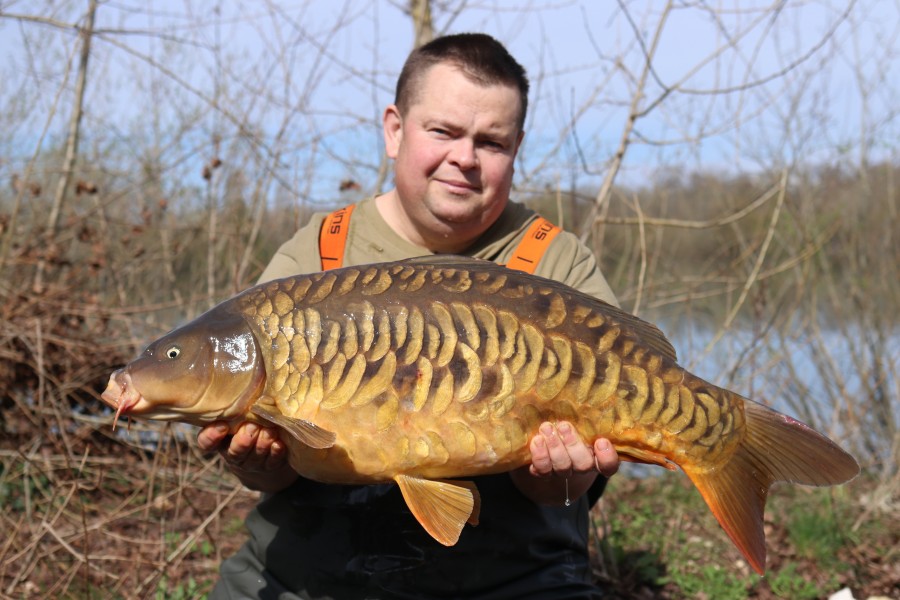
xmin=100 ymin=255 xmax=859 ymax=574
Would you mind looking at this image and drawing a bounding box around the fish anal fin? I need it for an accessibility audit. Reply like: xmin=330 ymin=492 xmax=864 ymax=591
xmin=249 ymin=404 xmax=336 ymax=449
xmin=615 ymin=446 xmax=678 ymax=471
xmin=394 ymin=474 xmax=480 ymax=545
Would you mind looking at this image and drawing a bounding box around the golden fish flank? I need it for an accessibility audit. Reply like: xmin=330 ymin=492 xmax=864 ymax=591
xmin=246 ymin=276 xmax=637 ymax=464
xmin=100 ymin=256 xmax=859 ymax=575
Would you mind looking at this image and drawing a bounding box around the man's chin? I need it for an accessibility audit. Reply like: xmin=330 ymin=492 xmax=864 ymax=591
xmin=426 ymin=193 xmax=490 ymax=221
xmin=430 ymin=208 xmax=488 ymax=229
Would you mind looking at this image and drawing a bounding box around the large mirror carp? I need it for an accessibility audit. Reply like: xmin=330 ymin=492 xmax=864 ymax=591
xmin=101 ymin=256 xmax=859 ymax=574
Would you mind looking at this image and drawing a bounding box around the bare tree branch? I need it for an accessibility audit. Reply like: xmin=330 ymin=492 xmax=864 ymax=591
xmin=33 ymin=0 xmax=97 ymax=294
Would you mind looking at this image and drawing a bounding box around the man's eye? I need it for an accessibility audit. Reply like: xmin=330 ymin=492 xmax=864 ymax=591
xmin=481 ymin=140 xmax=504 ymax=150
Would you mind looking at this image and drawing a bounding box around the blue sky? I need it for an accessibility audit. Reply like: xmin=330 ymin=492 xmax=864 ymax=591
xmin=2 ymin=1 xmax=898 ymax=203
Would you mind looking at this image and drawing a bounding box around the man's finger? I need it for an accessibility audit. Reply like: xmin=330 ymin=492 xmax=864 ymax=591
xmin=542 ymin=422 xmax=575 ymax=476
xmin=556 ymin=422 xmax=596 ymax=472
xmin=528 ymin=433 xmax=553 ymax=477
xmin=265 ymin=439 xmax=288 ymax=470
xmin=254 ymin=427 xmax=278 ymax=457
xmin=593 ymin=438 xmax=620 ymax=478
xmin=197 ymin=422 xmax=229 ymax=453
xmin=226 ymin=422 xmax=260 ymax=464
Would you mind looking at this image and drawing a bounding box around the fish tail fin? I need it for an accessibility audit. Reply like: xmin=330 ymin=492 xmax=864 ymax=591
xmin=683 ymin=399 xmax=859 ymax=575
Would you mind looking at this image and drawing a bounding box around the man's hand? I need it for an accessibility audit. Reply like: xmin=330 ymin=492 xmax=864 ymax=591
xmin=510 ymin=421 xmax=619 ymax=505
xmin=197 ymin=422 xmax=299 ymax=493
xmin=528 ymin=421 xmax=620 ymax=479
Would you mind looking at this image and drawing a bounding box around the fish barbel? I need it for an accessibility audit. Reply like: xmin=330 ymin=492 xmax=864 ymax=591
xmin=100 ymin=256 xmax=858 ymax=573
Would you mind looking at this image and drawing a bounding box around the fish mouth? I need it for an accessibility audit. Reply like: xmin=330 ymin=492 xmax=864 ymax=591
xmin=100 ymin=369 xmax=143 ymax=430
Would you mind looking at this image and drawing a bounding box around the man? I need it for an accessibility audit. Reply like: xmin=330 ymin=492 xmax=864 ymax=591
xmin=202 ymin=33 xmax=620 ymax=599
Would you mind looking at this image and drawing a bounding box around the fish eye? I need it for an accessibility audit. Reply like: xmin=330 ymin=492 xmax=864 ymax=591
xmin=165 ymin=346 xmax=181 ymax=359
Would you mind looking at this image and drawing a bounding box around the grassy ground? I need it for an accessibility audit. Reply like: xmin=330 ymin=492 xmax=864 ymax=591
xmin=1 ymin=423 xmax=896 ymax=599
xmin=593 ymin=474 xmax=899 ymax=599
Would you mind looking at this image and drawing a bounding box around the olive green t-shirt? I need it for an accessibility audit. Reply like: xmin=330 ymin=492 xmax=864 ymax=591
xmin=259 ymin=196 xmax=618 ymax=306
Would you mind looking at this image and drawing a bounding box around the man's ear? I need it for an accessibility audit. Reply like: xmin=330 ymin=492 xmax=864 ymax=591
xmin=513 ymin=129 xmax=525 ymax=156
xmin=383 ymin=105 xmax=403 ymax=159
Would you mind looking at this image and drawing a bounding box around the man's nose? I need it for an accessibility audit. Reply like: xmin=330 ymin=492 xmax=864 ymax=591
xmin=448 ymin=139 xmax=478 ymax=169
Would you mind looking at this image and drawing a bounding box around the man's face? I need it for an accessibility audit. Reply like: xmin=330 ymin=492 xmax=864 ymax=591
xmin=383 ymin=62 xmax=524 ymax=252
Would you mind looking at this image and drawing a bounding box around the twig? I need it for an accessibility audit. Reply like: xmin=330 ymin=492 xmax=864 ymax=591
xmin=0 ymin=41 xmax=75 ymax=279
xmin=579 ymin=0 xmax=673 ymax=245
xmin=555 ymin=174 xmax=564 ymax=230
xmin=630 ymin=193 xmax=647 ymax=317
xmin=3 ymin=452 xmax=78 ymax=594
xmin=704 ymin=169 xmax=788 ymax=354
xmin=33 ymin=0 xmax=98 ymax=293
xmin=593 ymin=181 xmax=781 ymax=230
xmin=134 ymin=484 xmax=245 ymax=596
xmin=42 ymin=521 xmax=87 ymax=563
xmin=39 ymin=521 xmax=121 ymax=582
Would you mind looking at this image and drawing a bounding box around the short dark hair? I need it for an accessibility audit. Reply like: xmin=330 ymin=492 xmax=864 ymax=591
xmin=394 ymin=33 xmax=530 ymax=132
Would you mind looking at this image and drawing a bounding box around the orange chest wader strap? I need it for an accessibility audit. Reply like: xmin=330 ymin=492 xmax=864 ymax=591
xmin=319 ymin=207 xmax=559 ymax=274
xmin=505 ymin=217 xmax=561 ymax=274
xmin=319 ymin=205 xmax=356 ymax=271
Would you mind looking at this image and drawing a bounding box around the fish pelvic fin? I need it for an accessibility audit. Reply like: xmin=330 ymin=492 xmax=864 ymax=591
xmin=249 ymin=404 xmax=336 ymax=449
xmin=615 ymin=446 xmax=678 ymax=471
xmin=394 ymin=475 xmax=481 ymax=546
xmin=683 ymin=399 xmax=859 ymax=575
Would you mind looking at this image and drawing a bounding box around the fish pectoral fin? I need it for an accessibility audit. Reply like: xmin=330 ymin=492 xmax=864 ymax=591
xmin=614 ymin=446 xmax=678 ymax=471
xmin=394 ymin=474 xmax=481 ymax=546
xmin=249 ymin=404 xmax=336 ymax=449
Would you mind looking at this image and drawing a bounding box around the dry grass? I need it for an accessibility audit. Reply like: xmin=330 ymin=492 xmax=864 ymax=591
xmin=0 ymin=275 xmax=258 ymax=598
xmin=0 ymin=428 xmax=259 ymax=598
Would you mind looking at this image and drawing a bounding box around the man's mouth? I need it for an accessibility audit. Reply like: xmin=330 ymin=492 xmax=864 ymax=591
xmin=436 ymin=177 xmax=480 ymax=194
